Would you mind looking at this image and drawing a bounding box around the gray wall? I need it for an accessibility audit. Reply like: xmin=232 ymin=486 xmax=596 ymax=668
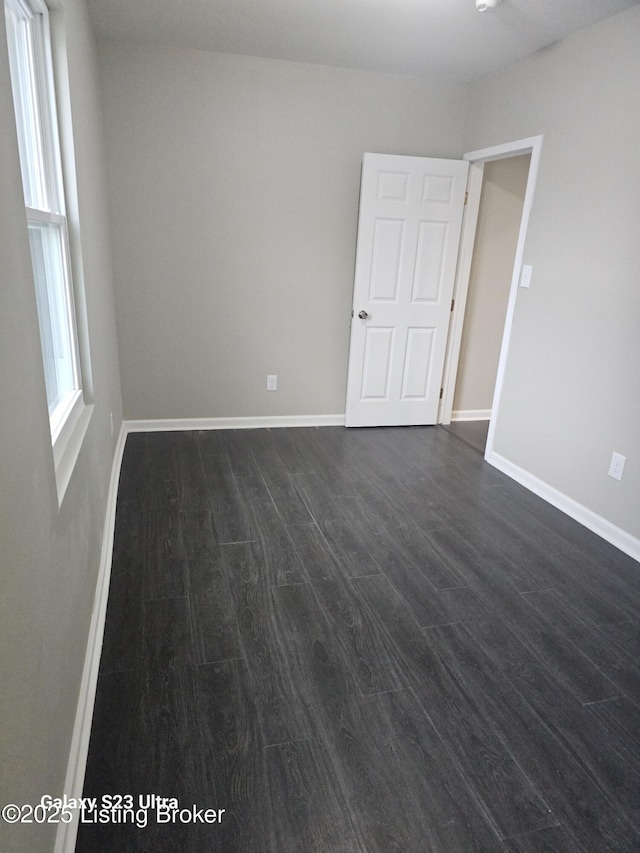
xmin=96 ymin=43 xmax=467 ymax=420
xmin=0 ymin=0 xmax=121 ymax=849
xmin=464 ymin=5 xmax=640 ymax=540
xmin=453 ymin=154 xmax=530 ymax=416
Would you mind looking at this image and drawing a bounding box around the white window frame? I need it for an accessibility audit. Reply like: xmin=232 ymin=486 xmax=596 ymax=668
xmin=5 ymin=0 xmax=92 ymax=503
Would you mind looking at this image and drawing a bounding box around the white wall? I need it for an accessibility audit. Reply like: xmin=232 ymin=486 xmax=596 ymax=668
xmin=453 ymin=154 xmax=530 ymax=415
xmin=0 ymin=1 xmax=121 ymax=850
xmin=96 ymin=43 xmax=467 ymax=420
xmin=465 ymin=6 xmax=640 ymax=542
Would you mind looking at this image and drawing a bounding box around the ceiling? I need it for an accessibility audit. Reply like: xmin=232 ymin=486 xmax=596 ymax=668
xmin=85 ymin=0 xmax=640 ymax=84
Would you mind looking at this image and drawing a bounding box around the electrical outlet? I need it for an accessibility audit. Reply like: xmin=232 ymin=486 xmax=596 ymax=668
xmin=110 ymin=411 xmax=114 ymax=438
xmin=266 ymin=374 xmax=277 ymax=391
xmin=608 ymin=451 xmax=626 ymax=481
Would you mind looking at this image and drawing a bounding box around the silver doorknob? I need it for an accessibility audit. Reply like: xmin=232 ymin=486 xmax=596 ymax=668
xmin=358 ymin=310 xmax=369 ymax=319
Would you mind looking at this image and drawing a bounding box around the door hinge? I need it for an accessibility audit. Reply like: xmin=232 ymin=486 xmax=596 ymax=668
xmin=464 ymin=191 xmax=468 ymax=205
xmin=450 ymin=299 xmax=455 ymax=312
xmin=439 ymin=387 xmax=444 ymax=400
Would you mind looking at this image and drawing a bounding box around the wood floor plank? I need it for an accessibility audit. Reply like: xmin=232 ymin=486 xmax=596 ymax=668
xmin=410 ymin=637 xmax=557 ymax=841
xmin=99 ymin=512 xmax=145 ymax=674
xmin=285 ymin=521 xmax=342 ymax=582
xmin=192 ymin=659 xmax=273 ymax=852
xmin=271 ymin=581 xmax=440 ymax=852
xmin=410 ymin=526 xmax=623 ymax=708
xmin=521 ymin=589 xmax=640 ymax=696
xmin=320 ymin=514 xmax=384 ymax=579
xmin=81 ymin=670 xmax=145 ymax=797
xmin=387 ymin=521 xmax=480 ymax=592
xmin=265 ymin=427 xmax=315 ymax=476
xmin=353 ymin=473 xmax=452 ymax=534
xmin=175 ymin=446 xmax=211 ymax=512
xmin=491 ymin=480 xmax=640 ymax=583
xmin=115 ymin=433 xmax=148 ymax=508
xmin=222 ymin=542 xmax=312 ymax=746
xmin=195 ymin=429 xmax=224 ymax=456
xmin=432 ymin=622 xmax=640 ymax=852
xmin=365 ymin=530 xmax=465 ymax=627
xmin=342 ymin=497 xmax=492 ymax=627
xmin=587 ymin=696 xmax=640 ymax=771
xmin=352 ymin=578 xmax=556 ymax=840
xmin=422 ymin=524 xmax=499 ymax=589
xmin=443 ymin=496 xmax=571 ymax=593
xmin=479 ymin=484 xmax=640 ymax=608
xmin=199 ymin=452 xmax=254 ymax=543
xmin=423 ymin=451 xmax=505 ymax=501
xmin=359 ymin=687 xmax=504 ymax=852
xmin=311 ymin=576 xmax=405 ymax=695
xmin=546 ymin=702 xmax=640 ymax=828
xmin=251 ymin=523 xmax=308 ymax=588
xmin=441 ymin=420 xmax=489 ymax=454
xmin=142 ymin=595 xmax=195 ymax=672
xmin=289 ymin=471 xmax=348 ymax=523
xmin=143 ymin=509 xmax=188 ymax=600
xmin=297 ymin=427 xmax=368 ymax=489
xmin=218 ymin=429 xmax=261 ymax=478
xmin=502 ymin=825 xmax=581 ymax=852
xmin=250 ymin=432 xmax=301 ymax=488
xmin=469 ymin=596 xmax=621 ymax=706
xmin=235 ymin=476 xmax=307 ymax=587
xmin=266 ymin=738 xmax=365 ymax=853
xmin=145 ymin=431 xmax=181 ymax=484
xmin=266 ymin=479 xmax=315 ymax=526
xmin=528 ymin=548 xmax=640 ymax=623
xmin=183 ymin=511 xmax=244 ymax=664
xmin=78 ymin=667 xmax=207 ymax=852
xmin=481 ymin=484 xmax=610 ymax=564
xmin=355 ymin=425 xmax=447 ymax=479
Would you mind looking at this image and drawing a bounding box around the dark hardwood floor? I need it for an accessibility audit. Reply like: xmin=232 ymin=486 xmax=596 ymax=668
xmin=440 ymin=419 xmax=489 ymax=455
xmin=77 ymin=425 xmax=640 ymax=852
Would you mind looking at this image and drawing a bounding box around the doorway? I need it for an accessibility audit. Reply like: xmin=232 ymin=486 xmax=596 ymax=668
xmin=439 ymin=135 xmax=544 ymax=459
xmin=344 ymin=137 xmax=543 ymax=440
xmin=444 ymin=153 xmax=531 ymax=453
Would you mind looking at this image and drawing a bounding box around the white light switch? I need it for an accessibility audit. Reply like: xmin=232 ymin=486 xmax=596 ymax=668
xmin=520 ymin=264 xmax=533 ymax=288
xmin=266 ymin=374 xmax=277 ymax=391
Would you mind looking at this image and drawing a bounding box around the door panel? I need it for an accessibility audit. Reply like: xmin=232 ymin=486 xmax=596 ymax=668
xmin=401 ymin=327 xmax=435 ymax=400
xmin=345 ymin=153 xmax=468 ymax=427
xmin=413 ymin=221 xmax=448 ymax=302
xmin=362 ymin=327 xmax=394 ymax=400
xmin=370 ymin=219 xmax=404 ymax=300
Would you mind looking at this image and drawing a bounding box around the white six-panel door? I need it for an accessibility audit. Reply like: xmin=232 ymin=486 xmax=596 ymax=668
xmin=345 ymin=153 xmax=469 ymax=427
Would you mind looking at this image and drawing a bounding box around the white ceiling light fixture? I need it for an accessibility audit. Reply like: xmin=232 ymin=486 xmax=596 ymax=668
xmin=476 ymin=0 xmax=503 ymax=11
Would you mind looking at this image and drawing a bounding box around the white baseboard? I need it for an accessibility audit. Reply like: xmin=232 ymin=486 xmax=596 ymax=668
xmin=486 ymin=450 xmax=640 ymax=564
xmin=54 ymin=423 xmax=127 ymax=853
xmin=125 ymin=413 xmax=346 ymax=432
xmin=451 ymin=409 xmax=491 ymax=422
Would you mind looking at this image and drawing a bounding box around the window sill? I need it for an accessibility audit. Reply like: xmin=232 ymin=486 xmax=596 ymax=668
xmin=52 ymin=394 xmax=94 ymax=506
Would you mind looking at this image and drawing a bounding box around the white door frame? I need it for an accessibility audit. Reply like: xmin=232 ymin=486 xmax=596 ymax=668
xmin=438 ymin=135 xmax=544 ymax=459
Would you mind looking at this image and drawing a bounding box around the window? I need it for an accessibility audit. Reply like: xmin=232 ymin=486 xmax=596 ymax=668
xmin=5 ymin=0 xmax=83 ymax=442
